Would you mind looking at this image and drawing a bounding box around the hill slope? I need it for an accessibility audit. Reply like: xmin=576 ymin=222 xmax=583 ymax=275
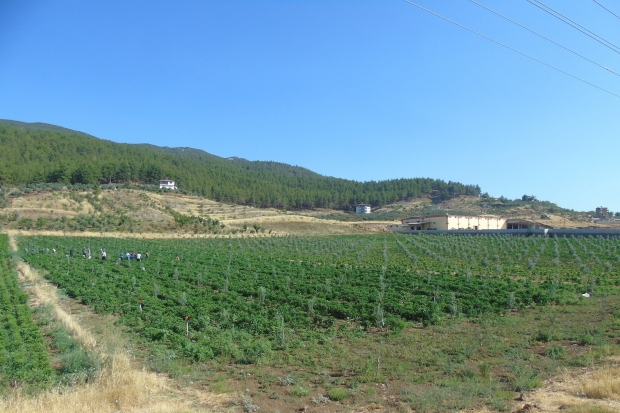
xmin=0 ymin=119 xmax=480 ymax=210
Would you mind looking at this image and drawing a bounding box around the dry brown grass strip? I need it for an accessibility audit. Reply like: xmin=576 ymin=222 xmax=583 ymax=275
xmin=13 ymin=254 xmax=97 ymax=348
xmin=502 ymin=364 xmax=620 ymax=413
xmin=578 ymin=366 xmax=620 ymax=399
xmin=0 ymin=352 xmax=229 ymax=413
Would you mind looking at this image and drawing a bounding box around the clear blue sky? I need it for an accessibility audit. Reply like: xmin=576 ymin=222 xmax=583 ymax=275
xmin=1 ymin=0 xmax=619 ymax=212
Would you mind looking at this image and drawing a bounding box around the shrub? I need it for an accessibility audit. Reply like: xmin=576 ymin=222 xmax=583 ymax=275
xmin=17 ymin=217 xmax=33 ymax=229
xmin=580 ymin=333 xmax=596 ymax=345
xmin=509 ymin=363 xmax=542 ymax=392
xmin=327 ymin=387 xmax=350 ymax=401
xmin=544 ymin=345 xmax=566 ymax=359
xmin=288 ymin=385 xmax=309 ymax=397
xmin=536 ymin=330 xmax=553 ymax=342
xmin=279 ymin=375 xmax=294 ymax=386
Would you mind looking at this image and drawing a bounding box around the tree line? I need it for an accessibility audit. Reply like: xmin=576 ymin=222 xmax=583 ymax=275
xmin=0 ymin=123 xmax=481 ymax=210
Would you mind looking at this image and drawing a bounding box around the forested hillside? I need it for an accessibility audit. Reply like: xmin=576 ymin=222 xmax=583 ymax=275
xmin=0 ymin=120 xmax=480 ymax=210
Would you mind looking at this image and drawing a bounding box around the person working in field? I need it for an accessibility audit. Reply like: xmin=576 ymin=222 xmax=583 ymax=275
xmin=136 ymin=252 xmax=141 ymax=262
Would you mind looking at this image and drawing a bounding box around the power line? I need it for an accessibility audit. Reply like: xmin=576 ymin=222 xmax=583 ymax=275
xmin=527 ymin=0 xmax=620 ymax=55
xmin=529 ymin=0 xmax=620 ymax=52
xmin=401 ymin=0 xmax=620 ymax=99
xmin=470 ymin=0 xmax=618 ymax=77
xmin=592 ymin=0 xmax=620 ymax=21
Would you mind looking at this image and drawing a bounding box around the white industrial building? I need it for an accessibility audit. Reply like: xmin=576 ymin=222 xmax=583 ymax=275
xmin=355 ymin=204 xmax=371 ymax=214
xmin=159 ymin=179 xmax=177 ymax=190
xmin=388 ymin=214 xmax=550 ymax=232
xmin=401 ymin=214 xmax=505 ymax=230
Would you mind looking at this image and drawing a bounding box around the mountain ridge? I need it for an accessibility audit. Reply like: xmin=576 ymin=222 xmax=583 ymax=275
xmin=0 ymin=119 xmax=481 ymax=210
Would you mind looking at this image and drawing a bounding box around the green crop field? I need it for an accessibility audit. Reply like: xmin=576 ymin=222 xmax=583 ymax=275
xmin=18 ymin=233 xmax=620 ymax=411
xmin=0 ymin=235 xmax=53 ymax=389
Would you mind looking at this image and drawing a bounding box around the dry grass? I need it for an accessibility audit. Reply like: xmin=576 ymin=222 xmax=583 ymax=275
xmin=4 ymin=235 xmax=234 ymax=413
xmin=7 ymin=233 xmax=17 ymax=251
xmin=376 ymin=195 xmax=608 ymax=229
xmin=578 ymin=366 xmax=620 ymax=399
xmin=257 ymin=220 xmax=369 ymax=236
xmin=0 ymin=351 xmax=231 ymax=413
xmin=505 ymin=364 xmax=620 ymax=413
xmin=558 ymin=405 xmax=616 ymax=413
xmin=3 ymin=188 xmax=606 ymax=235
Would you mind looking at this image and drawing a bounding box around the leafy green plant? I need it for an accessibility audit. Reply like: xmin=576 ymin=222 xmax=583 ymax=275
xmin=288 ymin=385 xmax=309 ymax=397
xmin=327 ymin=387 xmax=350 ymax=401
xmin=544 ymin=345 xmax=566 ymax=359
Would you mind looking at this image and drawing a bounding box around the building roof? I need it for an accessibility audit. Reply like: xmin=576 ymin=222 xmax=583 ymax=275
xmin=506 ymin=218 xmax=535 ymax=224
xmin=401 ymin=214 xmax=508 ymax=223
xmin=401 ymin=214 xmax=446 ymax=220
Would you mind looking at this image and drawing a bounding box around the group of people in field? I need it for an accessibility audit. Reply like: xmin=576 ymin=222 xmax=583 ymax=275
xmin=120 ymin=251 xmax=149 ymax=262
xmin=26 ymin=245 xmax=151 ymax=263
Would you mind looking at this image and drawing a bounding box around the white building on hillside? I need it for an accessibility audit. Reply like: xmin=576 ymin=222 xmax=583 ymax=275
xmin=159 ymin=179 xmax=177 ymax=190
xmin=355 ymin=204 xmax=371 ymax=214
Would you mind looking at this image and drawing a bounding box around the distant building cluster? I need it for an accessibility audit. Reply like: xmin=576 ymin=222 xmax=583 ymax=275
xmin=355 ymin=204 xmax=371 ymax=214
xmin=596 ymin=207 xmax=609 ymax=219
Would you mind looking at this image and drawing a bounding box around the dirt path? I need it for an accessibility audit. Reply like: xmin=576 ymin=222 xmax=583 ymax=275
xmin=14 ymin=257 xmax=97 ymax=348
xmin=3 ymin=234 xmax=234 ymax=413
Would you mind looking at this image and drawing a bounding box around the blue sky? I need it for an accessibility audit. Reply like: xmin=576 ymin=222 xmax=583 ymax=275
xmin=1 ymin=0 xmax=619 ymax=212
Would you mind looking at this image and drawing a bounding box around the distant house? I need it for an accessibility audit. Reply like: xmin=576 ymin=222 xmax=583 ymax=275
xmin=355 ymin=204 xmax=371 ymax=214
xmin=159 ymin=179 xmax=177 ymax=190
xmin=596 ymin=207 xmax=609 ymax=219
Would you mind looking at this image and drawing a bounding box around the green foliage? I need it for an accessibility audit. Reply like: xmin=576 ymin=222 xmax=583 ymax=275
xmin=327 ymin=387 xmax=350 ymax=401
xmin=544 ymin=345 xmax=566 ymax=359
xmin=509 ymin=362 xmax=542 ymax=391
xmin=0 ymin=122 xmax=480 ymax=210
xmin=19 ymin=232 xmax=620 ymax=374
xmin=579 ymin=332 xmax=597 ymax=345
xmin=536 ymin=330 xmax=553 ymax=343
xmin=13 ymin=232 xmax=620 ymax=412
xmin=288 ymin=385 xmax=309 ymax=397
xmin=17 ymin=217 xmax=33 ymax=229
xmin=0 ymin=235 xmax=53 ymax=388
